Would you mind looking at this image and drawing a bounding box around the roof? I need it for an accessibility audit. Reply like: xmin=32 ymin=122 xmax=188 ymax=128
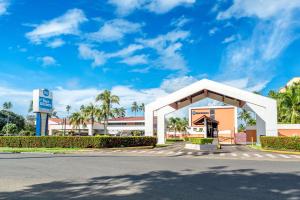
xmin=193 ymin=115 xmax=219 ymax=125
xmin=146 ymin=79 xmax=276 ymax=112
xmin=108 ymin=116 xmax=145 ymax=122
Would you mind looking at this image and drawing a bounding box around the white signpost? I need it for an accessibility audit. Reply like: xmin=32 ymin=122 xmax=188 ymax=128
xmin=33 ymin=89 xmax=53 ymax=136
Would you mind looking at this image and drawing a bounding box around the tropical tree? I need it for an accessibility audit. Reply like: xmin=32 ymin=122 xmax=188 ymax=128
xmin=113 ymin=107 xmax=126 ymax=118
xmin=238 ymin=109 xmax=256 ymax=128
xmin=69 ymin=112 xmax=86 ymax=134
xmin=131 ymin=101 xmax=139 ymax=116
xmin=66 ymin=105 xmax=71 ymax=116
xmin=167 ymin=117 xmax=189 ymax=137
xmin=3 ymin=101 xmax=12 ymax=124
xmin=2 ymin=123 xmax=18 ymax=136
xmin=268 ymin=83 xmax=300 ymax=123
xmin=139 ymin=103 xmax=145 ymax=114
xmin=177 ymin=117 xmax=189 ymax=135
xmin=95 ymin=90 xmax=120 ymax=135
xmin=81 ymin=103 xmax=101 ymax=135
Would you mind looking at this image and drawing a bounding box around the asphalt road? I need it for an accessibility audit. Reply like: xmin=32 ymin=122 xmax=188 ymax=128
xmin=0 ymin=153 xmax=300 ymax=200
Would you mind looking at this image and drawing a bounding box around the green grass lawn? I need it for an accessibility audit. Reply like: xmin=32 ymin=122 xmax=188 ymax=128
xmin=0 ymin=147 xmax=83 ymax=154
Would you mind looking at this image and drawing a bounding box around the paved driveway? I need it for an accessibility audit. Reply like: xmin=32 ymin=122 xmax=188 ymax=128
xmin=78 ymin=143 xmax=300 ymax=161
xmin=0 ymin=152 xmax=300 ymax=200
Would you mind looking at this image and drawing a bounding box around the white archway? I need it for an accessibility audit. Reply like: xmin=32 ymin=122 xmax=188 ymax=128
xmin=145 ymin=79 xmax=277 ymax=144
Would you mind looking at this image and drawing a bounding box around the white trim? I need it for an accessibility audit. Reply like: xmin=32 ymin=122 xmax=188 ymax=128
xmin=247 ymin=124 xmax=300 ymax=130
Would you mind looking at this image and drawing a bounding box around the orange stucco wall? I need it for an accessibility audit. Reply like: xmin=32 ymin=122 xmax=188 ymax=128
xmin=278 ymin=129 xmax=300 ymax=137
xmin=190 ymin=107 xmax=235 ymax=133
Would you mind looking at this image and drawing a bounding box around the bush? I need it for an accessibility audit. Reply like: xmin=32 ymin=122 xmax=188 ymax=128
xmin=166 ymin=138 xmax=184 ymax=142
xmin=19 ymin=130 xmax=35 ymax=136
xmin=260 ymin=136 xmax=300 ymax=151
xmin=188 ymin=138 xmax=214 ymax=145
xmin=0 ymin=136 xmax=157 ymax=148
xmin=2 ymin=123 xmax=18 ymax=136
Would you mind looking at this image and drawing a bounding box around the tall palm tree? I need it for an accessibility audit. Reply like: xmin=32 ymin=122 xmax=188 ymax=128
xmin=95 ymin=90 xmax=120 ymax=135
xmin=114 ymin=107 xmax=126 ymax=118
xmin=139 ymin=103 xmax=145 ymax=114
xmin=131 ymin=101 xmax=139 ymax=116
xmin=81 ymin=103 xmax=101 ymax=135
xmin=278 ymin=83 xmax=300 ymax=123
xmin=69 ymin=112 xmax=86 ymax=134
xmin=66 ymin=105 xmax=71 ymax=115
xmin=3 ymin=101 xmax=13 ymax=124
xmin=168 ymin=117 xmax=180 ymax=137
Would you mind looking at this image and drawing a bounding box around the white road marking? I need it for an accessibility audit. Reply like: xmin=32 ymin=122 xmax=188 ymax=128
xmin=156 ymin=151 xmax=164 ymax=154
xmin=243 ymin=153 xmax=250 ymax=157
xmin=219 ymin=153 xmax=225 ymax=156
xmin=290 ymin=155 xmax=300 ymax=159
xmin=197 ymin=152 xmax=204 ymax=156
xmin=166 ymin=151 xmax=174 ymax=155
xmin=254 ymin=154 xmax=263 ymax=158
xmin=266 ymin=154 xmax=276 ymax=158
xmin=231 ymin=153 xmax=237 ymax=157
xmin=278 ymin=154 xmax=290 ymax=159
xmin=187 ymin=152 xmax=193 ymax=155
xmin=175 ymin=151 xmax=183 ymax=155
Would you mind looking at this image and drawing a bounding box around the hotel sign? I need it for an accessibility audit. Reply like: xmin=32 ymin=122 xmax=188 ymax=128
xmin=33 ymin=89 xmax=53 ymax=113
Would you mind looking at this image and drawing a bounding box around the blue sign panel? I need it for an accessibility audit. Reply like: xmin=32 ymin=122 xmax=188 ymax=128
xmin=39 ymin=97 xmax=53 ymax=111
xmin=43 ymin=89 xmax=50 ymax=97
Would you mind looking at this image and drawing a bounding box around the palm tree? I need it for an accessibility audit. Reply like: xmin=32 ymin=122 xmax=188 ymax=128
xmin=139 ymin=103 xmax=145 ymax=114
xmin=95 ymin=90 xmax=120 ymax=135
xmin=131 ymin=101 xmax=139 ymax=116
xmin=81 ymin=103 xmax=101 ymax=135
xmin=69 ymin=112 xmax=86 ymax=134
xmin=177 ymin=118 xmax=189 ymax=135
xmin=168 ymin=117 xmax=180 ymax=137
xmin=277 ymin=83 xmax=300 ymax=123
xmin=66 ymin=105 xmax=71 ymax=115
xmin=3 ymin=101 xmax=13 ymax=124
xmin=114 ymin=107 xmax=126 ymax=118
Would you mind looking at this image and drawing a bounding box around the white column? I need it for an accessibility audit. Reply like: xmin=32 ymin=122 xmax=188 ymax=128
xmin=204 ymin=118 xmax=207 ymax=138
xmin=88 ymin=125 xmax=93 ymax=136
xmin=156 ymin=106 xmax=176 ymax=144
xmin=145 ymin=105 xmax=154 ymax=136
xmin=49 ymin=128 xmax=53 ymax=136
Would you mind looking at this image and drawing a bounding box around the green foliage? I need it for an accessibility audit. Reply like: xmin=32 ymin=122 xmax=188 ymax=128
xmin=0 ymin=136 xmax=157 ymax=148
xmin=166 ymin=138 xmax=184 ymax=142
xmin=261 ymin=136 xmax=300 ymax=151
xmin=131 ymin=130 xmax=143 ymax=136
xmin=2 ymin=123 xmax=18 ymax=135
xmin=238 ymin=124 xmax=246 ymax=132
xmin=0 ymin=110 xmax=25 ymax=131
xmin=187 ymin=138 xmax=214 ymax=145
xmin=268 ymin=83 xmax=300 ymax=123
xmin=19 ymin=130 xmax=35 ymax=136
xmin=238 ymin=109 xmax=256 ymax=126
xmin=167 ymin=117 xmax=188 ymax=135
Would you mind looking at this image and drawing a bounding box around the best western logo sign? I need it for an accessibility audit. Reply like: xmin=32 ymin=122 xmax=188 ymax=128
xmin=33 ymin=89 xmax=53 ymax=113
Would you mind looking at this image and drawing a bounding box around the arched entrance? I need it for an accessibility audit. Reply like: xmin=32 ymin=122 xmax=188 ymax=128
xmin=145 ymin=79 xmax=277 ymax=144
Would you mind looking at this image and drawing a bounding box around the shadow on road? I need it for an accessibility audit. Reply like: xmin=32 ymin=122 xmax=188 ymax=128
xmin=1 ymin=166 xmax=299 ymax=200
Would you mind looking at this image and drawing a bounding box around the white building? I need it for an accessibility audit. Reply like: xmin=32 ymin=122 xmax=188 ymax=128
xmin=48 ymin=117 xmax=145 ymax=136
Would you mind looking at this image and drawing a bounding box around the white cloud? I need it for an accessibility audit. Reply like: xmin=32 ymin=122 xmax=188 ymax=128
xmin=78 ymin=44 xmax=107 ymax=67
xmin=160 ymin=75 xmax=198 ymax=93
xmin=46 ymin=38 xmax=65 ymax=48
xmin=218 ymin=0 xmax=300 ymax=20
xmin=120 ymin=54 xmax=148 ymax=65
xmin=146 ymin=0 xmax=196 ymax=14
xmin=137 ymin=30 xmax=190 ymax=71
xmin=222 ymin=34 xmax=239 ymax=44
xmin=0 ymin=0 xmax=9 ymax=16
xmin=110 ymin=44 xmax=144 ymax=57
xmin=171 ymin=15 xmax=192 ymax=28
xmin=87 ymin=19 xmax=143 ymax=42
xmin=217 ymin=0 xmax=300 ymax=91
xmin=109 ymin=0 xmax=196 ymax=15
xmin=26 ymin=9 xmax=87 ymax=44
xmin=222 ymin=78 xmax=269 ymax=92
xmin=208 ymin=27 xmax=218 ymax=36
xmin=38 ymin=56 xmax=58 ymax=67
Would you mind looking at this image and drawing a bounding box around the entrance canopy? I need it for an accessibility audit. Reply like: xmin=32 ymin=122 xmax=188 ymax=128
xmin=145 ymin=79 xmax=277 ymax=144
xmin=193 ymin=115 xmax=219 ymax=125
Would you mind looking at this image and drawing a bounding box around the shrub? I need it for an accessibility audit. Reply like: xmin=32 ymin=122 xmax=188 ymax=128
xmin=0 ymin=136 xmax=157 ymax=148
xmin=2 ymin=123 xmax=18 ymax=136
xmin=260 ymin=136 xmax=300 ymax=151
xmin=188 ymin=138 xmax=214 ymax=145
xmin=166 ymin=138 xmax=184 ymax=142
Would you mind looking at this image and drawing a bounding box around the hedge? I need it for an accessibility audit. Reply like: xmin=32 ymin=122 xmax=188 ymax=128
xmin=0 ymin=136 xmax=157 ymax=148
xmin=260 ymin=136 xmax=300 ymax=152
xmin=188 ymin=138 xmax=214 ymax=145
xmin=166 ymin=138 xmax=184 ymax=142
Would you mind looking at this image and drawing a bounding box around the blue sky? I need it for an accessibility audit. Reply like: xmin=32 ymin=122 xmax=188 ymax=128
xmin=0 ymin=0 xmax=300 ymax=116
